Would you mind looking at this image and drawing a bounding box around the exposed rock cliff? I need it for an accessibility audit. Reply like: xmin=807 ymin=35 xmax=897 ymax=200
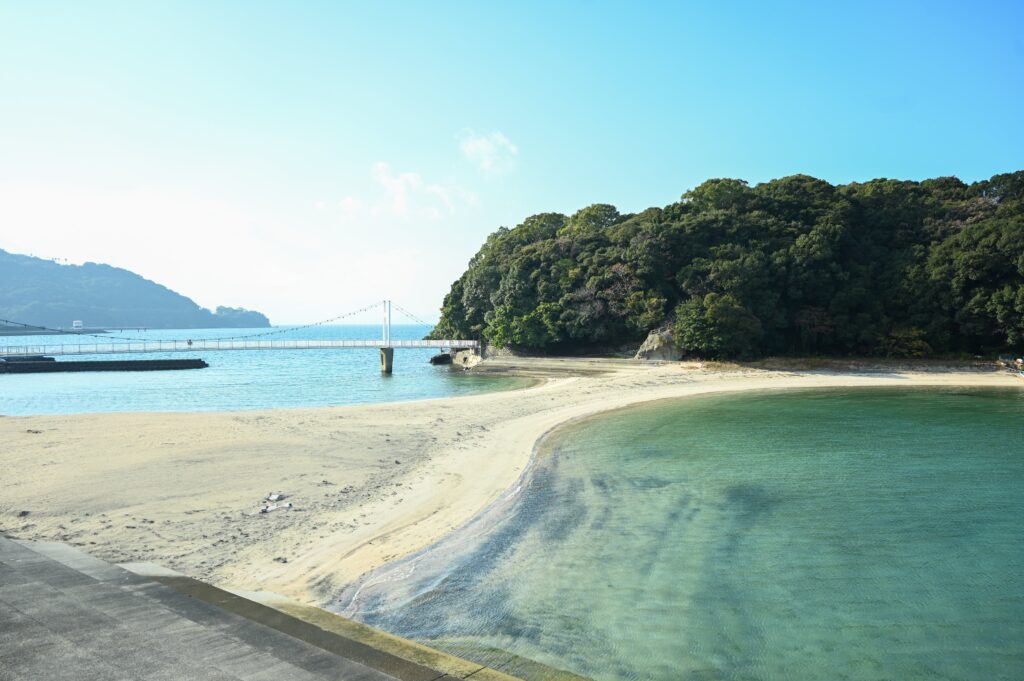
xmin=634 ymin=327 xmax=682 ymax=361
xmin=452 ymin=348 xmax=482 ymax=369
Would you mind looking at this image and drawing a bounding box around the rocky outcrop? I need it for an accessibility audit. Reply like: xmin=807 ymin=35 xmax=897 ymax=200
xmin=428 ymin=349 xmax=482 ymax=368
xmin=634 ymin=327 xmax=683 ymax=361
xmin=452 ymin=348 xmax=482 ymax=369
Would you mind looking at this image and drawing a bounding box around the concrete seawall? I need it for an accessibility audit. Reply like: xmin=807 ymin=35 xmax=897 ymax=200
xmin=0 ymin=537 xmax=531 ymax=680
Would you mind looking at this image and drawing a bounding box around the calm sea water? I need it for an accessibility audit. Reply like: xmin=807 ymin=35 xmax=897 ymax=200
xmin=348 ymin=387 xmax=1024 ymax=681
xmin=0 ymin=325 xmax=523 ymax=415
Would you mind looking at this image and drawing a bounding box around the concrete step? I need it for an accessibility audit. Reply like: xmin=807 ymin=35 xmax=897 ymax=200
xmin=0 ymin=537 xmax=515 ymax=681
xmin=122 ymin=564 xmax=520 ymax=681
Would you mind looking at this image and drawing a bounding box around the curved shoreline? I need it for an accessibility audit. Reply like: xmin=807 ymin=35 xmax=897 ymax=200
xmin=331 ymin=377 xmax=1024 ymax=616
xmin=1 ymin=359 xmax=1020 ymax=605
xmin=332 ymin=398 xmax=570 ymax=616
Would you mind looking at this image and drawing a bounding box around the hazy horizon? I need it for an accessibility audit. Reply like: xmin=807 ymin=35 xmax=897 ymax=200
xmin=2 ymin=1 xmax=1022 ymax=324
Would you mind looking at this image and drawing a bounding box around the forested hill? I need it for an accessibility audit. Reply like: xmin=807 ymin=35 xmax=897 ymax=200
xmin=0 ymin=249 xmax=270 ymax=330
xmin=430 ymin=172 xmax=1024 ymax=358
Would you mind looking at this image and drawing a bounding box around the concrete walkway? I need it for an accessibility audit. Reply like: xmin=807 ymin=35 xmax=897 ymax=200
xmin=0 ymin=537 xmax=459 ymax=681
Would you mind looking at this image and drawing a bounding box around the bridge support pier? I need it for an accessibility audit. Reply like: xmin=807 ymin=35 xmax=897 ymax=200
xmin=379 ymin=347 xmax=394 ymax=374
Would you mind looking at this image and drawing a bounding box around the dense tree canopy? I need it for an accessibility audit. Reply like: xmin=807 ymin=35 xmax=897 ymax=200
xmin=431 ymin=172 xmax=1024 ymax=358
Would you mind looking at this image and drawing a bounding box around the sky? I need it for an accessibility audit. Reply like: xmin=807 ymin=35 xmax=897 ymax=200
xmin=1 ymin=1 xmax=1022 ymax=324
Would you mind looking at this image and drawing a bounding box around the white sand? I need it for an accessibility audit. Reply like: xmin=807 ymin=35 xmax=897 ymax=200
xmin=2 ymin=358 xmax=1019 ymax=603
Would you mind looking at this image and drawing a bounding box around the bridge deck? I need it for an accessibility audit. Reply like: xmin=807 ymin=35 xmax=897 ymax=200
xmin=0 ymin=339 xmax=478 ymax=357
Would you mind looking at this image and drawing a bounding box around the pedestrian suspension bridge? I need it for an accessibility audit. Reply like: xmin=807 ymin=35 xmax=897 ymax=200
xmin=0 ymin=300 xmax=477 ymax=373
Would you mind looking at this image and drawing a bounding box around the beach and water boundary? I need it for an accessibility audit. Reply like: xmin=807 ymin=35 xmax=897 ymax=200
xmin=336 ymin=383 xmax=1024 ymax=679
xmin=2 ymin=357 xmax=1019 ymax=600
xmin=2 ymin=357 xmax=1022 ymax=678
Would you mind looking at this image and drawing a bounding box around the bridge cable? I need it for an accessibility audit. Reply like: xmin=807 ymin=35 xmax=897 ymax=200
xmin=389 ymin=302 xmax=434 ymax=328
xmin=198 ymin=300 xmax=386 ymax=341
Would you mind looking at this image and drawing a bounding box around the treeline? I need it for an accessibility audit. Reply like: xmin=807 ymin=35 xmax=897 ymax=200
xmin=430 ymin=172 xmax=1024 ymax=358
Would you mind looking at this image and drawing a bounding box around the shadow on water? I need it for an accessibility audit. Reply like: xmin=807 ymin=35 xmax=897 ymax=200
xmin=351 ymin=445 xmax=724 ymax=680
xmin=358 ymin=456 xmax=580 ymax=635
xmin=723 ymin=483 xmax=781 ymax=526
xmin=351 ymin=452 xmax=629 ymax=676
xmin=687 ymin=484 xmax=782 ymax=681
xmin=337 ymin=388 xmax=1024 ymax=681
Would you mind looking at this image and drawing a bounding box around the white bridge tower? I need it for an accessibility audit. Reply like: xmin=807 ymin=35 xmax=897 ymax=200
xmin=380 ymin=299 xmax=394 ymax=373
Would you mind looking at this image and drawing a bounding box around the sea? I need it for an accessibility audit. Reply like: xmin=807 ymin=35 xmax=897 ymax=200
xmin=7 ymin=334 xmax=1022 ymax=680
xmin=0 ymin=325 xmax=526 ymax=416
xmin=343 ymin=387 xmax=1024 ymax=681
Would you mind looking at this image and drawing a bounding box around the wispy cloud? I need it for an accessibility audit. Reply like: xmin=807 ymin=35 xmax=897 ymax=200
xmin=459 ymin=130 xmax=518 ymax=174
xmin=320 ymin=162 xmax=476 ymax=222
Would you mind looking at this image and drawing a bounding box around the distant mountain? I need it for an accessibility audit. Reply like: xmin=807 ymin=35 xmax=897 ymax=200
xmin=0 ymin=249 xmax=270 ymax=329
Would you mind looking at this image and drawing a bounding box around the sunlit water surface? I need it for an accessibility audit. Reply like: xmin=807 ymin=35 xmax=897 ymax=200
xmin=350 ymin=387 xmax=1024 ymax=681
xmin=0 ymin=326 xmax=525 ymax=415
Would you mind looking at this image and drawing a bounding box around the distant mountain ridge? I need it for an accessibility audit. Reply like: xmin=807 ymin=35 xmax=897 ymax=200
xmin=0 ymin=248 xmax=270 ymax=329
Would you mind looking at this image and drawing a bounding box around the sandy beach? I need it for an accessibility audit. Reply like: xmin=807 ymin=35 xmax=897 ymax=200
xmin=2 ymin=358 xmax=1020 ymax=605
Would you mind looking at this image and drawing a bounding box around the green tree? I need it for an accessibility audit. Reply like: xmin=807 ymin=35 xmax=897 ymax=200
xmin=673 ymin=293 xmax=764 ymax=358
xmin=928 ymin=218 xmax=1024 ymax=350
xmin=430 ymin=171 xmax=1024 ymax=358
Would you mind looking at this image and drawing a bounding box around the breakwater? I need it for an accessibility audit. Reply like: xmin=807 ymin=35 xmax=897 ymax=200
xmin=0 ymin=358 xmax=208 ymax=373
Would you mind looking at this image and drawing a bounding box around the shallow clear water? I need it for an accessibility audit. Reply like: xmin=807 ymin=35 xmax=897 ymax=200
xmin=350 ymin=387 xmax=1024 ymax=681
xmin=0 ymin=325 xmax=523 ymax=415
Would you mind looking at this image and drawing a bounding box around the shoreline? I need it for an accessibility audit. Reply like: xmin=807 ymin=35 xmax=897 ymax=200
xmin=333 ymin=373 xmax=1024 ymax=617
xmin=1 ymin=358 xmax=1020 ymax=607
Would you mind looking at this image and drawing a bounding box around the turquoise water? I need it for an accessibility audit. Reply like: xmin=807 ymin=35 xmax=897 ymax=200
xmin=0 ymin=325 xmax=522 ymax=415
xmin=345 ymin=388 xmax=1024 ymax=681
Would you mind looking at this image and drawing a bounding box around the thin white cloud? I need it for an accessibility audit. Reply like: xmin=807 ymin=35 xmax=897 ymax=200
xmin=327 ymin=162 xmax=476 ymax=223
xmin=459 ymin=130 xmax=518 ymax=174
xmin=371 ymin=162 xmax=422 ymax=216
xmin=338 ymin=196 xmax=362 ymax=215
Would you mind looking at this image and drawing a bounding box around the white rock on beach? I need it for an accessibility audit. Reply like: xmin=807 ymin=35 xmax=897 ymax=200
xmin=634 ymin=327 xmax=683 ymax=361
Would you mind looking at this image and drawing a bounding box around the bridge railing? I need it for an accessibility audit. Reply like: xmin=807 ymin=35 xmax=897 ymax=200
xmin=0 ymin=338 xmax=479 ymax=357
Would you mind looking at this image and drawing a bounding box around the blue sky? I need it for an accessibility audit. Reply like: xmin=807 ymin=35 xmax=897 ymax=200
xmin=1 ymin=1 xmax=1021 ymax=323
